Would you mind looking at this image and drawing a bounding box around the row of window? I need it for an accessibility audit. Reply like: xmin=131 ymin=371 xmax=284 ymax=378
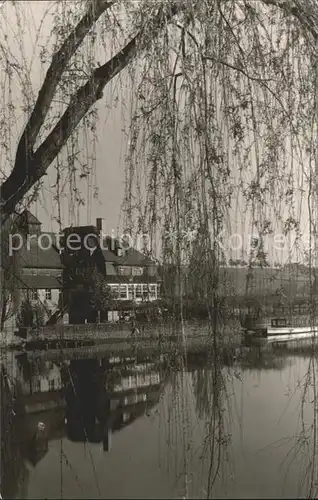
xmin=32 ymin=378 xmax=58 ymax=392
xmin=29 ymin=283 xmax=159 ymax=301
xmin=109 ymin=283 xmax=159 ymax=300
xmin=114 ymin=372 xmax=161 ymax=391
xmin=24 ymin=267 xmax=146 ymax=277
xmin=30 ymin=289 xmax=54 ymax=301
xmin=22 ymin=268 xmax=61 ymax=277
xmin=117 ymin=266 xmax=144 ymax=276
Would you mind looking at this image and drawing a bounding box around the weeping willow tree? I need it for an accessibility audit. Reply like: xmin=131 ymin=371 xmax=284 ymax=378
xmin=1 ymin=0 xmax=317 ymax=305
xmin=1 ymin=0 xmax=318 ymax=498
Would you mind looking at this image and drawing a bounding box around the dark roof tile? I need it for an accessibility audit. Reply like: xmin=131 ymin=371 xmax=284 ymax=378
xmin=118 ymin=248 xmax=154 ymax=266
xmin=101 ymin=237 xmax=155 ymax=266
xmin=15 ymin=239 xmax=64 ymax=269
xmin=101 ymin=247 xmax=120 ymax=263
xmin=18 ymin=274 xmax=62 ymax=289
xmin=18 ymin=209 xmax=41 ymax=226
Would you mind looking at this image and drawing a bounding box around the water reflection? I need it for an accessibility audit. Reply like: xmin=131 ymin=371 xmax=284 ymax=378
xmin=1 ymin=365 xmax=30 ymax=499
xmin=12 ymin=353 xmax=167 ymax=455
xmin=1 ymin=344 xmax=317 ymax=499
xmin=63 ymin=357 xmax=164 ymax=450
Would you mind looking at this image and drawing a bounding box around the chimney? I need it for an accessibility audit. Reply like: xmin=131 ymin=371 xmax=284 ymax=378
xmin=96 ymin=218 xmax=103 ymax=235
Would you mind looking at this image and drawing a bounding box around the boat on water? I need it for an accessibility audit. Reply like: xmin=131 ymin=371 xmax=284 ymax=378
xmin=240 ymin=308 xmax=318 ymax=346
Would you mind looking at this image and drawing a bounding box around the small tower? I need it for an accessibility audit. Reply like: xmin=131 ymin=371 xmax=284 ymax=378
xmin=17 ymin=209 xmax=41 ymax=237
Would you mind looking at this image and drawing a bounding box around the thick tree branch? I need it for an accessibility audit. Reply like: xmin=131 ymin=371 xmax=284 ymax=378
xmin=34 ymin=35 xmax=140 ymax=174
xmin=21 ymin=0 xmax=114 ymax=154
xmin=1 ymin=2 xmax=183 ymax=220
xmin=0 ymin=0 xmax=114 ymax=221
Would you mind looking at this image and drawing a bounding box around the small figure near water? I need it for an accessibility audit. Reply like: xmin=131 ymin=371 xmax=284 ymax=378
xmin=28 ymin=421 xmax=48 ymax=466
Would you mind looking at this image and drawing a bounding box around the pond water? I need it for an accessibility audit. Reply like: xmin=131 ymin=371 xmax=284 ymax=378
xmin=1 ymin=345 xmax=317 ymax=499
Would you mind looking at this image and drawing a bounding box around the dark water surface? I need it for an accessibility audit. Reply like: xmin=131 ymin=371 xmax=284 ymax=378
xmin=1 ymin=345 xmax=317 ymax=499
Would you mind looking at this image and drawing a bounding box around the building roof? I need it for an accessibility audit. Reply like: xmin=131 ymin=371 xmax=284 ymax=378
xmin=101 ymin=239 xmax=155 ymax=267
xmin=101 ymin=247 xmax=120 ymax=263
xmin=117 ymin=248 xmax=155 ymax=267
xmin=18 ymin=209 xmax=42 ymax=226
xmin=15 ymin=239 xmax=64 ymax=270
xmin=18 ymin=274 xmax=62 ymax=289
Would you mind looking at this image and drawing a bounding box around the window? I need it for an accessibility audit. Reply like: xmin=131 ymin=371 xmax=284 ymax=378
xmin=135 ymin=285 xmax=142 ymax=299
xmin=118 ymin=266 xmax=132 ymax=276
xmin=142 ymin=285 xmax=148 ymax=299
xmin=45 ymin=289 xmax=52 ymax=300
xmin=111 ymin=285 xmax=119 ymax=298
xmin=132 ymin=267 xmax=143 ymax=276
xmin=33 ymin=379 xmax=41 ymax=392
xmin=31 ymin=289 xmax=38 ymax=300
xmin=271 ymin=318 xmax=287 ymax=328
xmin=149 ymin=285 xmax=156 ymax=299
xmin=119 ymin=285 xmax=127 ymax=299
xmin=128 ymin=285 xmax=134 ymax=300
xmin=48 ymin=379 xmax=55 ymax=391
xmin=118 ymin=266 xmax=130 ymax=276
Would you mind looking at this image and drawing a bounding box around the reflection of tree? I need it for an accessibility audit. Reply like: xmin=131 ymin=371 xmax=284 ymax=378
xmin=286 ymin=352 xmax=318 ymax=498
xmin=162 ymin=351 xmax=232 ymax=498
xmin=190 ymin=347 xmax=317 ymax=499
xmin=192 ymin=367 xmax=219 ymax=420
xmin=1 ymin=365 xmax=30 ymax=499
xmin=238 ymin=350 xmax=288 ymax=372
xmin=0 ymin=267 xmax=15 ymax=331
xmin=1 ymin=443 xmax=30 ymax=500
xmin=193 ymin=355 xmax=230 ymax=497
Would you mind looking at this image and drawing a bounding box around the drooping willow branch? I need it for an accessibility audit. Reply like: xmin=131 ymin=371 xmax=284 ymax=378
xmin=1 ymin=0 xmax=317 ymax=224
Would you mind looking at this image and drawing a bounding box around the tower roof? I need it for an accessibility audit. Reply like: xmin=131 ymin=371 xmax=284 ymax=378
xmin=19 ymin=209 xmax=41 ymax=225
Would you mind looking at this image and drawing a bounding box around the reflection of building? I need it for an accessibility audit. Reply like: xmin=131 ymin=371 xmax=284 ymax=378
xmin=13 ymin=356 xmax=68 ymax=469
xmin=12 ymin=353 xmax=167 ymax=465
xmin=15 ymin=355 xmax=68 ymax=413
xmin=105 ymin=359 xmax=163 ymax=436
xmin=64 ymin=356 xmax=165 ymax=451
